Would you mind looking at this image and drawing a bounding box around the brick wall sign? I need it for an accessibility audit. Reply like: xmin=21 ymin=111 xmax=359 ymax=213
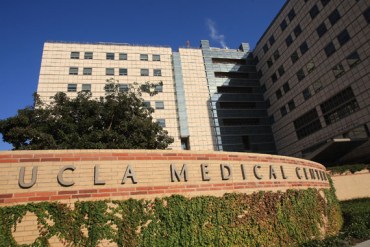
xmin=0 ymin=150 xmax=329 ymax=206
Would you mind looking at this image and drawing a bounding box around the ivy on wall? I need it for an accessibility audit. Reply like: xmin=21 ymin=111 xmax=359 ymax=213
xmin=0 ymin=187 xmax=342 ymax=246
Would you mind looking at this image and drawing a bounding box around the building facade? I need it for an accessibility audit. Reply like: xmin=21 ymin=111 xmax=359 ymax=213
xmin=37 ymin=0 xmax=370 ymax=164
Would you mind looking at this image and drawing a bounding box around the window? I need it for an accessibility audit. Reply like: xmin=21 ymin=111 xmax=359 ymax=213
xmin=69 ymin=67 xmax=78 ymax=75
xmin=156 ymin=119 xmax=166 ymax=128
xmin=143 ymin=101 xmax=151 ymax=108
xmin=280 ymin=19 xmax=288 ymax=31
xmin=364 ymin=7 xmax=370 ymax=24
xmin=67 ymin=84 xmax=77 ymax=92
xmin=321 ymin=0 xmax=330 ymax=7
xmin=153 ymin=54 xmax=161 ymax=61
xmin=313 ymin=80 xmax=322 ymax=93
xmin=286 ymin=35 xmax=293 ymax=47
xmin=303 ymin=88 xmax=311 ymax=100
xmin=329 ymin=9 xmax=341 ymax=26
xmin=271 ymin=73 xmax=277 ymax=83
xmin=288 ymin=9 xmax=296 ymax=21
xmin=273 ymin=50 xmax=280 ymax=61
xmin=119 ymin=53 xmax=127 ymax=60
xmin=291 ymin=51 xmax=299 ymax=63
xmin=283 ymin=82 xmax=290 ymax=93
xmin=267 ymin=59 xmax=273 ymax=68
xmin=309 ymin=5 xmax=319 ymax=19
xmin=263 ymin=44 xmax=269 ymax=54
xmin=337 ymin=29 xmax=350 ymax=46
xmin=140 ymin=54 xmax=148 ymax=61
xmin=294 ymin=109 xmax=322 ymax=139
xmin=155 ymin=101 xmax=164 ymax=109
xmin=296 ymin=69 xmax=305 ymax=81
xmin=119 ymin=68 xmax=128 ymax=76
xmin=276 ymin=89 xmax=282 ymax=99
xmin=324 ymin=42 xmax=336 ymax=57
xmin=306 ymin=61 xmax=315 ymax=73
xmin=106 ymin=53 xmax=115 ymax=60
xmin=181 ymin=137 xmax=190 ymax=150
xmin=155 ymin=84 xmax=163 ymax=92
xmin=278 ymin=65 xmax=285 ymax=77
xmin=346 ymin=51 xmax=360 ymax=68
xmin=140 ymin=69 xmax=149 ymax=76
xmin=84 ymin=52 xmax=93 ymax=59
xmin=299 ymin=41 xmax=308 ymax=55
xmin=105 ymin=84 xmax=114 ymax=93
xmin=288 ymin=100 xmax=296 ymax=111
xmin=316 ymin=22 xmax=327 ymax=37
xmin=293 ymin=24 xmax=302 ymax=37
xmin=83 ymin=67 xmax=92 ymax=75
xmin=269 ymin=35 xmax=275 ymax=46
xmin=153 ymin=69 xmax=162 ymax=76
xmin=280 ymin=106 xmax=287 ymax=117
xmin=106 ymin=68 xmax=114 ymax=75
xmin=119 ymin=84 xmax=129 ymax=92
xmin=257 ymin=70 xmax=263 ymax=79
xmin=81 ymin=84 xmax=91 ymax=92
xmin=332 ymin=63 xmax=345 ymax=78
xmin=70 ymin=52 xmax=79 ymax=59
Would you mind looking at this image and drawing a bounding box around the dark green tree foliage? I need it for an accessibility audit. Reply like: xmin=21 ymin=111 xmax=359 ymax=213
xmin=0 ymin=80 xmax=173 ymax=150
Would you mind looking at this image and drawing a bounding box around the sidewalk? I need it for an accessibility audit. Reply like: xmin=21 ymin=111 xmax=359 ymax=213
xmin=354 ymin=240 xmax=370 ymax=247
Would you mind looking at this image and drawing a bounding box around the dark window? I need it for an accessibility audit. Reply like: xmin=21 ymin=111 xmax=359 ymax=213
xmin=83 ymin=67 xmax=92 ymax=75
xmin=329 ymin=9 xmax=341 ymax=26
xmin=153 ymin=69 xmax=162 ymax=76
xmin=286 ymin=35 xmax=293 ymax=47
xmin=310 ymin=5 xmax=320 ymax=19
xmin=296 ymin=68 xmax=305 ymax=81
xmin=316 ymin=22 xmax=327 ymax=37
xmin=288 ymin=9 xmax=296 ymax=21
xmin=106 ymin=53 xmax=115 ymax=60
xmin=119 ymin=84 xmax=129 ymax=92
xmin=288 ymin=100 xmax=296 ymax=111
xmin=291 ymin=51 xmax=299 ymax=63
xmin=257 ymin=70 xmax=263 ymax=79
xmin=69 ymin=67 xmax=78 ymax=75
xmin=300 ymin=41 xmax=308 ymax=55
xmin=324 ymin=42 xmax=336 ymax=57
xmin=156 ymin=119 xmax=166 ymax=128
xmin=332 ymin=63 xmax=345 ymax=78
xmin=119 ymin=68 xmax=128 ymax=76
xmin=346 ymin=51 xmax=360 ymax=68
xmin=212 ymin=58 xmax=246 ymax=65
xmin=106 ymin=68 xmax=114 ymax=75
xmin=153 ymin=54 xmax=161 ymax=61
xmin=67 ymin=84 xmax=77 ymax=92
xmin=269 ymin=35 xmax=275 ymax=46
xmin=303 ymin=88 xmax=312 ymax=100
xmin=261 ymin=84 xmax=266 ymax=93
xmin=337 ymin=29 xmax=350 ymax=46
xmin=81 ymin=84 xmax=91 ymax=92
xmin=140 ymin=54 xmax=148 ymax=61
xmin=181 ymin=137 xmax=190 ymax=150
xmin=242 ymin=136 xmax=250 ymax=150
xmin=276 ymin=89 xmax=282 ymax=99
xmin=155 ymin=84 xmax=163 ymax=92
xmin=306 ymin=61 xmax=315 ymax=73
xmin=143 ymin=101 xmax=151 ymax=108
xmin=140 ymin=69 xmax=149 ymax=76
xmin=155 ymin=101 xmax=164 ymax=109
xmin=313 ymin=81 xmax=322 ymax=93
xmin=294 ymin=25 xmax=302 ymax=37
xmin=263 ymin=44 xmax=269 ymax=54
xmin=283 ymin=82 xmax=290 ymax=93
xmin=321 ymin=0 xmax=330 ymax=7
xmin=70 ymin=52 xmax=79 ymax=59
xmin=84 ymin=52 xmax=93 ymax=59
xmin=105 ymin=84 xmax=115 ymax=93
xmin=280 ymin=106 xmax=287 ymax=117
xmin=364 ymin=7 xmax=370 ymax=24
xmin=219 ymin=102 xmax=256 ymax=109
xmin=278 ymin=65 xmax=285 ymax=77
xmin=271 ymin=73 xmax=277 ymax=83
xmin=280 ymin=19 xmax=288 ymax=31
xmin=119 ymin=53 xmax=127 ymax=60
xmin=217 ymin=87 xmax=253 ymax=94
xmin=223 ymin=118 xmax=260 ymax=126
xmin=267 ymin=59 xmax=273 ymax=68
xmin=294 ymin=109 xmax=322 ymax=139
xmin=273 ymin=50 xmax=280 ymax=61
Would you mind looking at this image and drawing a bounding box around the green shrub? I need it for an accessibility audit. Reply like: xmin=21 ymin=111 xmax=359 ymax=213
xmin=327 ymin=164 xmax=369 ymax=175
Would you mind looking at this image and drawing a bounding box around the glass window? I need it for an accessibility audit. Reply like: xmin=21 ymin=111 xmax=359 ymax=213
xmin=119 ymin=53 xmax=127 ymax=60
xmin=283 ymin=82 xmax=290 ymax=93
xmin=83 ymin=67 xmax=92 ymax=75
xmin=143 ymin=101 xmax=151 ymax=108
xmin=263 ymin=44 xmax=269 ymax=53
xmin=105 ymin=84 xmax=115 ymax=93
xmin=269 ymin=35 xmax=275 ymax=46
xmin=81 ymin=84 xmax=91 ymax=92
xmin=306 ymin=61 xmax=315 ymax=73
xmin=321 ymin=0 xmax=330 ymax=7
xmin=153 ymin=54 xmax=161 ymax=61
xmin=337 ymin=29 xmax=350 ymax=46
xmin=288 ymin=100 xmax=296 ymax=111
xmin=286 ymin=35 xmax=293 ymax=47
xmin=106 ymin=68 xmax=114 ymax=75
xmin=296 ymin=68 xmax=305 ymax=81
xmin=329 ymin=9 xmax=341 ymax=26
xmin=67 ymin=84 xmax=77 ymax=92
xmin=293 ymin=24 xmax=302 ymax=37
xmin=346 ymin=51 xmax=360 ymax=68
xmin=119 ymin=68 xmax=128 ymax=76
xmin=155 ymin=84 xmax=163 ymax=92
xmin=276 ymin=89 xmax=282 ymax=99
xmin=303 ymin=88 xmax=312 ymax=100
xmin=271 ymin=73 xmax=277 ymax=83
xmin=156 ymin=119 xmax=166 ymax=127
xmin=332 ymin=63 xmax=345 ymax=78
xmin=280 ymin=19 xmax=287 ymax=31
xmin=69 ymin=67 xmax=78 ymax=75
xmin=106 ymin=53 xmax=115 ymax=60
xmin=155 ymin=101 xmax=164 ymax=109
xmin=324 ymin=42 xmax=336 ymax=57
xmin=153 ymin=69 xmax=162 ymax=76
xmin=280 ymin=106 xmax=287 ymax=117
xmin=291 ymin=51 xmax=299 ymax=63
xmin=300 ymin=41 xmax=309 ymax=55
xmin=288 ymin=9 xmax=296 ymax=21
xmin=294 ymin=109 xmax=322 ymax=139
xmin=267 ymin=59 xmax=273 ymax=68
xmin=309 ymin=4 xmax=319 ymax=19
xmin=70 ymin=52 xmax=79 ymax=59
xmin=273 ymin=50 xmax=280 ymax=61
xmin=364 ymin=7 xmax=370 ymax=24
xmin=313 ymin=80 xmax=322 ymax=93
xmin=278 ymin=65 xmax=285 ymax=77
xmin=140 ymin=69 xmax=149 ymax=76
xmin=119 ymin=84 xmax=129 ymax=92
xmin=84 ymin=52 xmax=93 ymax=59
xmin=316 ymin=23 xmax=327 ymax=37
xmin=140 ymin=54 xmax=148 ymax=61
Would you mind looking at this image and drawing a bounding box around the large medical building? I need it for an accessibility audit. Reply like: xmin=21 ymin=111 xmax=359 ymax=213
xmin=37 ymin=0 xmax=370 ymax=164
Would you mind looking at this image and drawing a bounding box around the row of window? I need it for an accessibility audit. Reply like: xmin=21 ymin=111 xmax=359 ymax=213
xmin=68 ymin=67 xmax=162 ymax=76
xmin=66 ymin=83 xmax=163 ymax=93
xmin=70 ymin=52 xmax=161 ymax=61
xmin=275 ymin=82 xmax=290 ymax=100
xmin=280 ymin=99 xmax=296 ymax=117
xmin=324 ymin=28 xmax=350 ymax=57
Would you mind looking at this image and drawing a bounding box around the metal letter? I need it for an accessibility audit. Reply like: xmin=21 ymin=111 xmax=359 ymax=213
xmin=280 ymin=166 xmax=288 ymax=179
xmin=94 ymin=165 xmax=106 ymax=185
xmin=57 ymin=165 xmax=76 ymax=187
xmin=253 ymin=165 xmax=263 ymax=180
xmin=170 ymin=164 xmax=188 ymax=182
xmin=296 ymin=167 xmax=302 ymax=179
xmin=19 ymin=167 xmax=38 ymax=189
xmin=201 ymin=164 xmax=211 ymax=181
xmin=269 ymin=165 xmax=277 ymax=179
xmin=241 ymin=164 xmax=247 ymax=180
xmin=122 ymin=165 xmax=137 ymax=184
xmin=220 ymin=164 xmax=232 ymax=180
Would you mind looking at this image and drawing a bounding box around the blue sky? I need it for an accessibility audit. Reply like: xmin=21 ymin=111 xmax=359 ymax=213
xmin=0 ymin=0 xmax=285 ymax=150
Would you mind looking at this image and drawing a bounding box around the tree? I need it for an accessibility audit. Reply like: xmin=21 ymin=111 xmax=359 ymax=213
xmin=0 ymin=80 xmax=173 ymax=150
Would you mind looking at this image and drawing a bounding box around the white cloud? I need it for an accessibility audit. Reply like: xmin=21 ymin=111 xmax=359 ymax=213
xmin=206 ymin=19 xmax=227 ymax=48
